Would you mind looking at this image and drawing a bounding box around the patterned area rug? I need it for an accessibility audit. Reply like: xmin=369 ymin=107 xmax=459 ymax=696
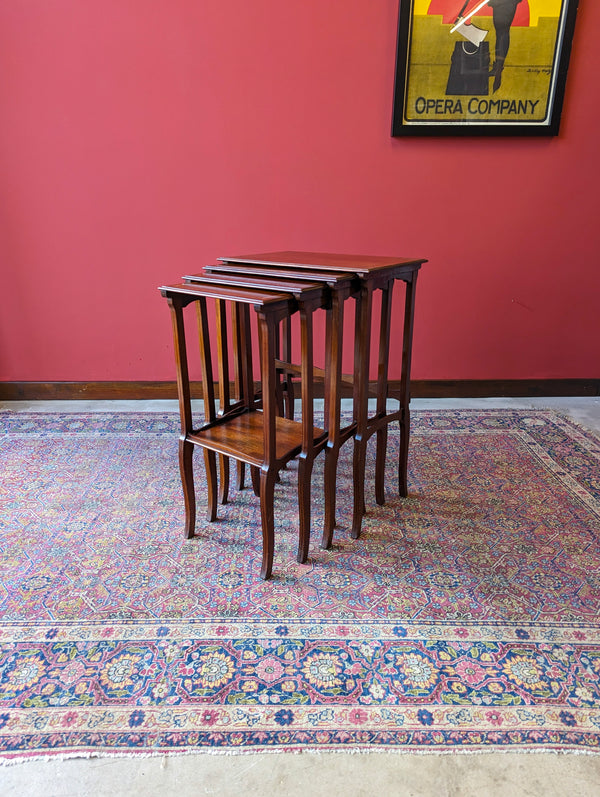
xmin=0 ymin=409 xmax=599 ymax=760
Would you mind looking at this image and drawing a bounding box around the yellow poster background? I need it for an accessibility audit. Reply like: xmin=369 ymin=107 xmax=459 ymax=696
xmin=404 ymin=1 xmax=565 ymax=125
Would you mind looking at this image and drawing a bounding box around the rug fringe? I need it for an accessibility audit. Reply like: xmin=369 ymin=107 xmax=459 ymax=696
xmin=2 ymin=745 xmax=600 ymax=767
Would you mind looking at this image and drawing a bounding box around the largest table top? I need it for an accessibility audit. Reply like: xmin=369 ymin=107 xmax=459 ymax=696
xmin=218 ymin=251 xmax=426 ymax=278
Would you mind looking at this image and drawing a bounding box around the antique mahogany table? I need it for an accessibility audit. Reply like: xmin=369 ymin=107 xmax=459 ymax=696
xmin=160 ymin=278 xmax=330 ymax=579
xmin=184 ymin=266 xmax=356 ymax=550
xmin=210 ymin=252 xmax=427 ymax=541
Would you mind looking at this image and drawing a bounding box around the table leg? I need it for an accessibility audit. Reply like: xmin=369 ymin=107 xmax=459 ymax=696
xmin=250 ymin=466 xmax=261 ymax=497
xmin=259 ymin=469 xmax=276 ymax=580
xmin=375 ymin=280 xmax=393 ymax=506
xmin=215 ymin=299 xmax=230 ymax=505
xmin=232 ymin=303 xmax=253 ymax=491
xmin=322 ymin=292 xmax=344 ymax=549
xmin=196 ymin=297 xmax=218 ymax=522
xmin=178 ymin=437 xmax=196 ymax=539
xmin=398 ymin=273 xmax=418 ymax=497
xmin=280 ymin=316 xmax=296 ymax=420
xmin=168 ymin=297 xmax=197 ymax=538
xmin=297 ymin=302 xmax=315 ymax=563
xmin=203 ymin=449 xmax=218 ymax=522
xmin=258 ymin=311 xmax=278 ymax=580
xmin=351 ymin=282 xmax=373 ymax=539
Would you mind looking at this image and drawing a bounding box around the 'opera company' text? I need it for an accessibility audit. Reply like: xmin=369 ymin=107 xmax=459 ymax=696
xmin=414 ymin=97 xmax=541 ymax=116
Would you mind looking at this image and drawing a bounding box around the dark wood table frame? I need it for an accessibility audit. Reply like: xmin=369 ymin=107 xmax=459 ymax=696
xmin=213 ymin=252 xmax=426 ymax=541
xmin=187 ymin=267 xmax=356 ymax=550
xmin=160 ymin=279 xmax=329 ymax=579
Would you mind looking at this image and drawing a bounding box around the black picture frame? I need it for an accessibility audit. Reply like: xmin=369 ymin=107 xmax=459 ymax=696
xmin=392 ymin=0 xmax=580 ymax=136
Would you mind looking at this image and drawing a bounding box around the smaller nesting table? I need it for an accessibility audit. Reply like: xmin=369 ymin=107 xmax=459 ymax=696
xmin=186 ymin=266 xmax=357 ymax=550
xmin=160 ymin=278 xmax=329 ymax=579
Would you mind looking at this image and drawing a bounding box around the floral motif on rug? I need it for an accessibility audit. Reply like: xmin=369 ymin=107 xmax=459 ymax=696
xmin=0 ymin=409 xmax=599 ymax=758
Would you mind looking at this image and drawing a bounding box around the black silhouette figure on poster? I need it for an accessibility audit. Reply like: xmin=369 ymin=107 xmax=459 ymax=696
xmin=445 ymin=0 xmax=524 ymax=95
xmin=489 ymin=0 xmax=524 ymax=91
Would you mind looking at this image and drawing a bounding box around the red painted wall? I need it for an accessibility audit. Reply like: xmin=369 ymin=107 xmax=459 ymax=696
xmin=0 ymin=1 xmax=597 ymax=383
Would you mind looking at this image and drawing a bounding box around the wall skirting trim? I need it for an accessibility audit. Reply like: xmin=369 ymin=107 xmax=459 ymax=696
xmin=1 ymin=379 xmax=598 ymax=401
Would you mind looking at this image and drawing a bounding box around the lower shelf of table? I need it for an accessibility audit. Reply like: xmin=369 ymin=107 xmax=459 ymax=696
xmin=188 ymin=411 xmax=326 ymax=467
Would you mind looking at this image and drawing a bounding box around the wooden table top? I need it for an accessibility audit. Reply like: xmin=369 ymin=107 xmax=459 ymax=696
xmin=183 ymin=270 xmax=328 ymax=297
xmin=159 ymin=281 xmax=295 ymax=308
xmin=202 ymin=264 xmax=356 ymax=288
xmin=217 ymin=251 xmax=426 ymax=277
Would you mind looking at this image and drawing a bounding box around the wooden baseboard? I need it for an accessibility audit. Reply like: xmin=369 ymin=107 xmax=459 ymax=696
xmin=409 ymin=379 xmax=600 ymax=399
xmin=1 ymin=379 xmax=598 ymax=401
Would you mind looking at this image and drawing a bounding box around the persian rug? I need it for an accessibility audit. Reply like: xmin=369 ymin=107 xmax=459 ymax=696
xmin=0 ymin=408 xmax=599 ymax=761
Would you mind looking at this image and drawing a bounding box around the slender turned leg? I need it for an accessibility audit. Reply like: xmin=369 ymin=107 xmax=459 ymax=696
xmin=398 ymin=274 xmax=418 ymax=497
xmin=281 ymin=316 xmax=295 ymax=420
xmin=297 ymin=304 xmax=315 ymax=563
xmin=399 ymin=406 xmax=410 ymax=497
xmin=167 ymin=296 xmax=197 ymax=539
xmin=232 ymin=302 xmax=251 ymax=491
xmin=194 ymin=296 xmax=220 ymax=520
xmin=237 ymin=462 xmax=246 ymax=490
xmin=179 ymin=437 xmax=196 ymax=538
xmin=215 ymin=299 xmax=231 ymax=505
xmin=322 ymin=295 xmax=344 ymax=549
xmin=259 ymin=468 xmax=277 ymax=580
xmin=323 ymin=308 xmax=332 ymax=427
xmin=250 ymin=466 xmax=261 ymax=497
xmin=284 ymin=377 xmax=295 ymax=420
xmin=246 ymin=310 xmax=258 ymax=494
xmin=351 ymin=283 xmax=373 ymax=539
xmin=375 ymin=282 xmax=393 ymax=506
xmin=375 ymin=427 xmax=388 ymax=506
xmin=218 ymin=455 xmax=229 ymax=505
xmin=259 ymin=312 xmax=280 ymax=486
xmin=258 ymin=311 xmax=279 ymax=580
xmin=274 ymin=322 xmax=286 ymax=417
xmin=275 ymin=319 xmax=295 ymax=422
xmin=297 ymin=454 xmax=314 ymax=563
xmin=322 ymin=446 xmax=338 ymax=550
xmin=203 ymin=450 xmax=218 ymax=522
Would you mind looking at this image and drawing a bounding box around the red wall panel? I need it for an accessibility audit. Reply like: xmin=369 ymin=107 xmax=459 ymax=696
xmin=0 ymin=1 xmax=597 ymax=382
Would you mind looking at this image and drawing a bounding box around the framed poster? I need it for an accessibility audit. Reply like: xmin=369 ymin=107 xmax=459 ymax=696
xmin=392 ymin=0 xmax=580 ymax=136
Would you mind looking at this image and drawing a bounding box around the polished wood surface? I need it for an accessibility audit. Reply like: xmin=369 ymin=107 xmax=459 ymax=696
xmin=198 ymin=264 xmax=356 ymax=549
xmin=204 ymin=263 xmax=359 ymax=286
xmin=160 ymin=279 xmax=293 ymax=308
xmin=161 ymin=249 xmax=426 ymax=575
xmin=218 ymin=250 xmax=425 ymax=276
xmin=160 ymin=277 xmax=329 ymax=580
xmin=185 ymin=270 xmax=326 ymax=296
xmin=4 ymin=379 xmax=596 ymax=401
xmin=185 ymin=268 xmax=338 ymax=435
xmin=190 ymin=413 xmax=325 ymax=466
xmin=216 ymin=251 xmax=426 ymax=541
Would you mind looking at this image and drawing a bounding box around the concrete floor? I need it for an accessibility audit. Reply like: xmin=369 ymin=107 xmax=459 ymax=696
xmin=1 ymin=397 xmax=599 ymax=796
